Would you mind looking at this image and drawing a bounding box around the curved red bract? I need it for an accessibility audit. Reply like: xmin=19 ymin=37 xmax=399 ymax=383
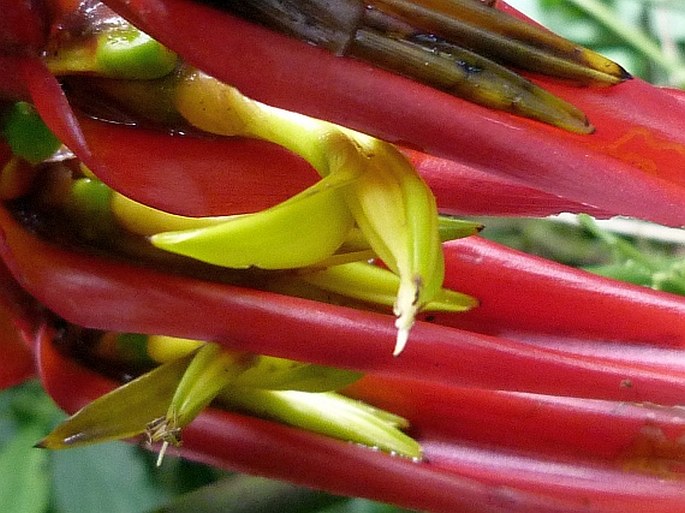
xmin=103 ymin=0 xmax=685 ymax=226
xmin=73 ymin=114 xmax=320 ymax=216
xmin=0 ymin=302 xmax=35 ymax=388
xmin=4 ymin=55 xmax=609 ymax=219
xmin=438 ymin=238 xmax=685 ymax=347
xmin=37 ymin=318 xmax=685 ymax=513
xmin=0 ymin=0 xmax=48 ymax=52
xmin=66 ymin=115 xmax=610 ymax=218
xmin=0 ymin=253 xmax=42 ymax=388
xmin=3 ymin=203 xmax=685 ymax=404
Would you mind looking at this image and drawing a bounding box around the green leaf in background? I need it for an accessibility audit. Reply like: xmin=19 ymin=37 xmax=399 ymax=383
xmin=0 ymin=381 xmax=60 ymax=513
xmin=51 ymin=443 xmax=171 ymax=513
xmin=0 ymin=423 xmax=51 ymax=513
xmin=0 ymin=382 xmax=225 ymax=513
xmin=151 ymin=475 xmax=344 ymax=513
xmin=319 ymin=499 xmax=415 ymax=513
xmin=508 ymin=0 xmax=685 ymax=85
xmin=150 ymin=474 xmax=416 ymax=513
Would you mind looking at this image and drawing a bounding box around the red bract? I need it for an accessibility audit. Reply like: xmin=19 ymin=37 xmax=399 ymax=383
xmin=404 ymin=148 xmax=612 ymax=218
xmin=58 ymin=112 xmax=612 ymax=218
xmin=35 ymin=295 xmax=685 ymax=513
xmin=2 ymin=2 xmax=685 ymax=512
xmin=102 ymin=0 xmax=685 ymax=226
xmin=4 ymin=1 xmax=685 ymax=222
xmin=72 ymin=114 xmax=321 ymax=216
xmin=0 ymin=181 xmax=42 ymax=387
xmin=4 ymin=204 xmax=685 ymax=404
xmin=7 ymin=59 xmax=608 ymax=219
xmin=438 ymin=239 xmax=685 ymax=347
xmin=0 ymin=0 xmax=48 ymax=52
xmin=0 ymin=261 xmax=38 ymax=388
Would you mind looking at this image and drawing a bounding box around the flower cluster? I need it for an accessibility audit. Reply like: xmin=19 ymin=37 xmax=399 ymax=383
xmin=2 ymin=1 xmax=685 ymax=512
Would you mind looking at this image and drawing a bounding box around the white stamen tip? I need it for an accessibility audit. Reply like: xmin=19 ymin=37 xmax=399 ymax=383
xmin=156 ymin=441 xmax=170 ymax=467
xmin=393 ymin=327 xmax=410 ymax=357
xmin=393 ymin=279 xmax=422 ymax=356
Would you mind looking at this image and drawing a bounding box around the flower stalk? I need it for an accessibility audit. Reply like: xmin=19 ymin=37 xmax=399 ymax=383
xmin=39 ymin=336 xmax=420 ymax=463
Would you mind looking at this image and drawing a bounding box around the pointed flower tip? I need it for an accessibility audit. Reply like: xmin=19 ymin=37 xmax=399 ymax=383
xmin=35 ymin=429 xmax=92 ymax=450
xmin=558 ymin=111 xmax=594 ymax=135
xmin=393 ymin=298 xmax=418 ymax=357
xmin=393 ymin=327 xmax=409 ymax=357
xmin=619 ymin=66 xmax=633 ymax=82
xmin=582 ymin=117 xmax=595 ymax=135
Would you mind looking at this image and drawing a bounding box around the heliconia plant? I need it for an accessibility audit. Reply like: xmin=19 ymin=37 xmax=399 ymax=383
xmin=2 ymin=1 xmax=685 ymax=513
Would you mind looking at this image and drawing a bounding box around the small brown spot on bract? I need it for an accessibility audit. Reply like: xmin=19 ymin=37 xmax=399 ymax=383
xmin=620 ymin=379 xmax=633 ymax=389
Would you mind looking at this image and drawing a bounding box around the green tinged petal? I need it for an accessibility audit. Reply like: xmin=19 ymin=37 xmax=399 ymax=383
xmin=111 ymin=193 xmax=229 ymax=237
xmin=40 ymin=337 xmax=417 ymax=461
xmin=46 ymin=24 xmax=177 ymax=79
xmin=37 ymin=354 xmax=195 ymax=450
xmin=65 ymin=66 xmax=469 ymax=353
xmin=95 ymin=30 xmax=178 ymax=80
xmin=337 ymin=134 xmax=445 ymax=355
xmin=147 ymin=338 xmax=363 ymax=393
xmin=218 ymin=388 xmax=422 ymax=460
xmin=150 ymin=183 xmax=354 ymax=269
xmin=164 ymin=344 xmax=253 ymax=428
xmin=299 ymin=261 xmax=477 ymax=313
xmin=232 ymin=355 xmax=363 ymax=392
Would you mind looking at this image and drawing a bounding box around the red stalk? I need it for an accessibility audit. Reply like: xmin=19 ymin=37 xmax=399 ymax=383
xmin=11 ymin=60 xmax=607 ymax=218
xmin=0 ymin=320 xmax=34 ymax=388
xmin=37 ymin=323 xmax=685 ymax=513
xmin=347 ymin=375 xmax=685 ymax=468
xmin=0 ymin=234 xmax=44 ymax=387
xmin=104 ymin=0 xmax=685 ymax=226
xmin=0 ymin=278 xmax=36 ymax=387
xmin=3 ymin=204 xmax=685 ymax=403
xmin=437 ymin=237 xmax=685 ymax=347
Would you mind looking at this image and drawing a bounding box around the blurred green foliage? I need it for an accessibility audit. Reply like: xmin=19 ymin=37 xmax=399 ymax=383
xmin=508 ymin=0 xmax=685 ymax=85
xmin=0 ymin=381 xmax=225 ymax=513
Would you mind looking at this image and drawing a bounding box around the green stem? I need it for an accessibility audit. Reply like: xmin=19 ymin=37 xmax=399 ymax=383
xmin=567 ymin=0 xmax=684 ymax=78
